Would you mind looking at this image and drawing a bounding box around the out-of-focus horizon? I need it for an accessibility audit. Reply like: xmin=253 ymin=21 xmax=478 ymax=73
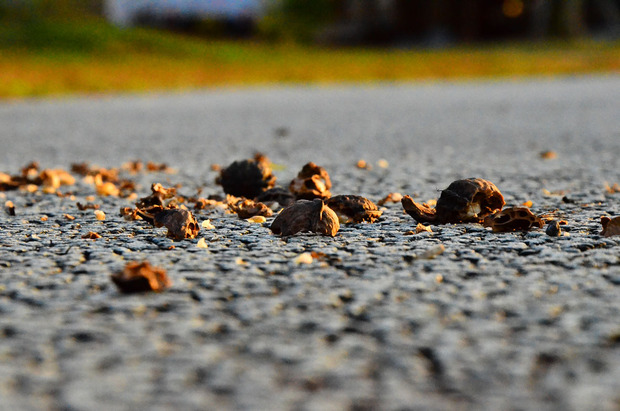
xmin=1 ymin=0 xmax=619 ymax=98
xmin=104 ymin=0 xmax=620 ymax=45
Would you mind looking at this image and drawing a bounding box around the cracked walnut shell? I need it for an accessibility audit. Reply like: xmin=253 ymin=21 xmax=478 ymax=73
xmin=289 ymin=162 xmax=332 ymax=200
xmin=601 ymin=216 xmax=620 ymax=237
xmin=483 ymin=207 xmax=544 ymax=232
xmin=402 ymin=178 xmax=505 ymax=224
xmin=270 ymin=199 xmax=339 ymax=237
xmin=326 ymin=195 xmax=382 ymax=223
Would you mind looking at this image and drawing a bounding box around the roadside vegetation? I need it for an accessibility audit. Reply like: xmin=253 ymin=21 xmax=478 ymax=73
xmin=0 ymin=1 xmax=618 ymax=98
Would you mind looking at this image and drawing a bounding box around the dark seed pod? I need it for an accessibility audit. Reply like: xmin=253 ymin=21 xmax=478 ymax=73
xmin=402 ymin=178 xmax=505 ymax=224
xmin=289 ymin=162 xmax=332 ymax=200
xmin=270 ymin=199 xmax=339 ymax=237
xmin=545 ymin=220 xmax=562 ymax=237
xmin=217 ymin=156 xmax=276 ymax=198
xmin=483 ymin=207 xmax=544 ymax=232
xmin=326 ymin=195 xmax=382 ymax=223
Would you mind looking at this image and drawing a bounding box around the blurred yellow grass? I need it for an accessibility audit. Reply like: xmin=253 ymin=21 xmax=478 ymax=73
xmin=1 ymin=39 xmax=618 ymax=98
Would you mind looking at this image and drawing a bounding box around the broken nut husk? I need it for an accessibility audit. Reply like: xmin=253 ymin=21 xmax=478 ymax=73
xmin=325 ymin=195 xmax=382 ymax=223
xmin=402 ymin=178 xmax=505 ymax=224
xmin=289 ymin=162 xmax=332 ymax=200
xmin=483 ymin=206 xmax=544 ymax=232
xmin=270 ymin=199 xmax=339 ymax=237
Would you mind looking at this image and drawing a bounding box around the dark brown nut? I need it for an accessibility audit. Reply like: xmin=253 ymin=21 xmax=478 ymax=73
xmin=545 ymin=221 xmax=562 ymax=237
xmin=326 ymin=195 xmax=382 ymax=223
xmin=402 ymin=178 xmax=505 ymax=224
xmin=256 ymin=187 xmax=295 ymax=208
xmin=289 ymin=162 xmax=332 ymax=200
xmin=228 ymin=197 xmax=273 ymax=219
xmin=601 ymin=216 xmax=620 ymax=237
xmin=270 ymin=199 xmax=339 ymax=237
xmin=483 ymin=207 xmax=544 ymax=232
xmin=151 ymin=209 xmax=200 ymax=240
xmin=216 ymin=155 xmax=276 ymax=198
xmin=111 ymin=261 xmax=171 ymax=293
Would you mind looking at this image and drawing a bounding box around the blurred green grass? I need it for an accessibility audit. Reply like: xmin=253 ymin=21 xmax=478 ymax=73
xmin=1 ymin=13 xmax=618 ymax=98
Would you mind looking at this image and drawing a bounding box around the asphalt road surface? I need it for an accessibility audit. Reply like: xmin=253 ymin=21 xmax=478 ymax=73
xmin=0 ymin=76 xmax=619 ymax=410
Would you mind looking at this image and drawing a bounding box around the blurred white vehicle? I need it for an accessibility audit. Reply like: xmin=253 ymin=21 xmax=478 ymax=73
xmin=104 ymin=0 xmax=270 ymax=27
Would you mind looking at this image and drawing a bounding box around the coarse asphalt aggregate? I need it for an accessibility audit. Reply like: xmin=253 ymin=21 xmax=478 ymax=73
xmin=0 ymin=75 xmax=619 ymax=410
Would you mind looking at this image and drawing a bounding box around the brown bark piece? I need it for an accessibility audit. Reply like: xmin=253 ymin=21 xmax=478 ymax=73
xmin=271 ymin=199 xmax=339 ymax=237
xmin=326 ymin=195 xmax=382 ymax=223
xmin=111 ymin=261 xmax=171 ymax=293
xmin=483 ymin=207 xmax=544 ymax=232
xmin=289 ymin=162 xmax=332 ymax=200
xmin=601 ymin=216 xmax=620 ymax=237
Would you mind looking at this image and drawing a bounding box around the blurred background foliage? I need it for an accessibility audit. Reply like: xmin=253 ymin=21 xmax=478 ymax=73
xmin=0 ymin=0 xmax=618 ymax=97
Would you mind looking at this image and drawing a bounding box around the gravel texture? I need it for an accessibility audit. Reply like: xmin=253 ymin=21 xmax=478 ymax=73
xmin=0 ymin=76 xmax=619 ymax=410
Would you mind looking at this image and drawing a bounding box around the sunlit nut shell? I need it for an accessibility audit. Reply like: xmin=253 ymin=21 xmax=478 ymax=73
xmin=153 ymin=209 xmax=200 ymax=240
xmin=270 ymin=199 xmax=339 ymax=237
xmin=326 ymin=195 xmax=382 ymax=223
xmin=135 ymin=183 xmax=176 ymax=209
xmin=289 ymin=162 xmax=332 ymax=200
xmin=402 ymin=178 xmax=505 ymax=224
xmin=217 ymin=157 xmax=276 ymax=198
xmin=483 ymin=206 xmax=544 ymax=232
xmin=256 ymin=187 xmax=295 ymax=208
xmin=111 ymin=261 xmax=171 ymax=293
xmin=601 ymin=216 xmax=620 ymax=237
xmin=227 ymin=197 xmax=273 ymax=219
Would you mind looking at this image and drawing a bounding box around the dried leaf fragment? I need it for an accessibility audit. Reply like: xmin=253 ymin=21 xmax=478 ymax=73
xmin=217 ymin=155 xmax=276 ymax=198
xmin=77 ymin=202 xmax=99 ymax=210
xmin=271 ymin=199 xmax=339 ymax=237
xmin=415 ymin=223 xmax=432 ymax=234
xmin=111 ymin=261 xmax=171 ymax=294
xmin=601 ymin=216 xmax=620 ymax=237
xmin=539 ymin=151 xmax=557 ymax=160
xmin=325 ymin=195 xmax=382 ymax=223
xmin=289 ymin=162 xmax=332 ymax=200
xmin=82 ymin=231 xmax=101 ymax=239
xmin=402 ymin=178 xmax=505 ymax=224
xmin=483 ymin=207 xmax=544 ymax=232
xmin=377 ymin=192 xmax=403 ymax=206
